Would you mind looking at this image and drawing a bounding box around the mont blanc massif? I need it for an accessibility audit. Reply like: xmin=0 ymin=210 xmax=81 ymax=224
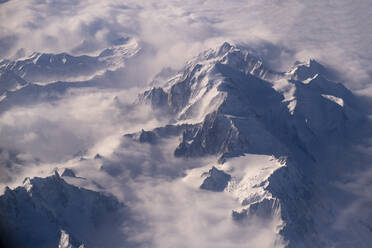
xmin=0 ymin=38 xmax=372 ymax=248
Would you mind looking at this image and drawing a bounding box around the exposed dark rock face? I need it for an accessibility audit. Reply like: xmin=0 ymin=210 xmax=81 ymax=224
xmin=61 ymin=168 xmax=76 ymax=177
xmin=200 ymin=166 xmax=231 ymax=192
xmin=0 ymin=174 xmax=128 ymax=248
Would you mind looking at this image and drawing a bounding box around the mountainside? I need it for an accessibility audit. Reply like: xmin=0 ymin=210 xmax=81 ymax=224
xmin=140 ymin=42 xmax=364 ymax=165
xmin=0 ymin=172 xmax=129 ymax=248
xmin=135 ymin=42 xmax=372 ymax=247
xmin=0 ymin=38 xmax=140 ymax=113
xmin=0 ymin=37 xmax=139 ymax=84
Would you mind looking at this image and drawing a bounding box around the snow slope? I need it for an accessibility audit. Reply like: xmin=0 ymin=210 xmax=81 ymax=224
xmin=0 ymin=172 xmax=129 ymax=248
xmin=136 ymin=42 xmax=372 ymax=247
xmin=0 ymin=37 xmax=139 ymax=84
xmin=0 ymin=38 xmax=140 ymax=113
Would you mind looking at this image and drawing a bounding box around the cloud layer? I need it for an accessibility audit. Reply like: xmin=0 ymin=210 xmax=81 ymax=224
xmin=1 ymin=0 xmax=372 ymax=90
xmin=0 ymin=87 xmax=164 ymax=185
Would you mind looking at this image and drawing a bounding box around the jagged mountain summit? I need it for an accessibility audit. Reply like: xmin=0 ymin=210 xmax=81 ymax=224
xmin=0 ymin=38 xmax=141 ymax=113
xmin=140 ymin=42 xmax=362 ymax=162
xmin=200 ymin=166 xmax=231 ymax=192
xmin=0 ymin=172 xmax=128 ymax=248
xmin=0 ymin=37 xmax=139 ymax=84
xmin=135 ymin=42 xmax=372 ymax=247
xmin=0 ymin=37 xmax=140 ymax=113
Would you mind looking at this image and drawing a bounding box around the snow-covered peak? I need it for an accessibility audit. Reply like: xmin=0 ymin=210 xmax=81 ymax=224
xmin=138 ymin=42 xmax=364 ymax=163
xmin=0 ymin=174 xmax=128 ymax=248
xmin=288 ymin=59 xmax=326 ymax=82
xmin=217 ymin=41 xmax=234 ymax=56
xmin=187 ymin=42 xmax=279 ymax=81
xmin=142 ymin=42 xmax=281 ymax=123
xmin=22 ymin=177 xmax=32 ymax=192
xmin=143 ymin=43 xmax=357 ymax=120
xmin=0 ymin=37 xmax=140 ymax=84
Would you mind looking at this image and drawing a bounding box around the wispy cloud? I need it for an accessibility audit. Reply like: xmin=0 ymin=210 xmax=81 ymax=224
xmin=1 ymin=0 xmax=371 ymax=90
xmin=0 ymin=87 xmax=163 ymax=184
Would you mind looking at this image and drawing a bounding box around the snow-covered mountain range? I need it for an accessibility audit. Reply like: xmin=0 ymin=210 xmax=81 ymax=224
xmin=0 ymin=37 xmax=138 ymax=84
xmin=1 ymin=42 xmax=372 ymax=248
xmin=133 ymin=42 xmax=372 ymax=247
xmin=0 ymin=37 xmax=140 ymax=113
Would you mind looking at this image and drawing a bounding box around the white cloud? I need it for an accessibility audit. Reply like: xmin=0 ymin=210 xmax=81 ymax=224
xmin=0 ymin=87 xmax=163 ymax=182
xmin=1 ymin=0 xmax=371 ymax=90
xmin=131 ymin=178 xmax=284 ymax=248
